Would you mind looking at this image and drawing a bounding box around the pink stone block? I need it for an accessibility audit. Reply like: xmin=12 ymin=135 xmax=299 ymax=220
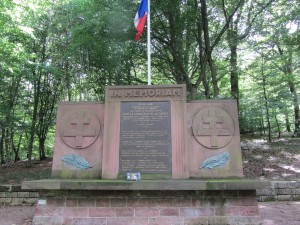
xmin=63 ymin=207 xmax=88 ymax=218
xmin=47 ymin=198 xmax=66 ymax=207
xmin=187 ymin=100 xmax=243 ymax=178
xmin=52 ymin=102 xmax=104 ymax=179
xmin=152 ymin=198 xmax=191 ymax=207
xmin=63 ymin=217 xmax=73 ymax=225
xmin=227 ymin=197 xmax=258 ymax=206
xmin=32 ymin=216 xmax=53 ymax=224
xmin=66 ymin=198 xmax=78 ymax=207
xmin=240 ymin=206 xmax=259 ymax=216
xmin=184 ymin=217 xmax=207 ymax=225
xmin=51 ymin=216 xmax=64 ymax=225
xmin=170 ymin=217 xmax=184 ymax=225
xmin=35 ymin=206 xmax=60 ymax=216
xmin=89 ymin=208 xmax=116 ymax=217
xmin=130 ymin=218 xmax=149 ymax=225
xmin=127 ymin=198 xmax=153 ymax=207
xmin=180 ymin=207 xmax=214 ymax=217
xmin=116 ymin=208 xmax=134 ymax=217
xmin=111 ymin=198 xmax=126 ymax=207
xmin=78 ymin=198 xmax=96 ymax=207
xmin=135 ymin=207 xmax=160 ymax=217
xmin=159 ymin=208 xmax=179 ymax=216
xmin=148 ymin=217 xmax=172 ymax=225
xmin=107 ymin=218 xmax=131 ymax=225
xmin=96 ymin=198 xmax=110 ymax=207
xmin=72 ymin=217 xmax=106 ymax=225
xmin=215 ymin=206 xmax=241 ymax=216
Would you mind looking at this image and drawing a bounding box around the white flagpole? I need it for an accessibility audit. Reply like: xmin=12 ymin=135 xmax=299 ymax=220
xmin=147 ymin=0 xmax=151 ymax=85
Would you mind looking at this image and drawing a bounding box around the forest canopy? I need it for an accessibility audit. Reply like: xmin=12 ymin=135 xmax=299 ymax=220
xmin=0 ymin=0 xmax=299 ymax=166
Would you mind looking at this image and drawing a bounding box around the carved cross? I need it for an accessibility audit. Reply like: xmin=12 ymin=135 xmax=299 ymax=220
xmin=197 ymin=110 xmax=230 ymax=148
xmin=62 ymin=112 xmax=96 ymax=147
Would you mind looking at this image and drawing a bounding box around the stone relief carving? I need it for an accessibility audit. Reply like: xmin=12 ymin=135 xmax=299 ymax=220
xmin=60 ymin=110 xmax=101 ymax=149
xmin=192 ymin=107 xmax=234 ymax=149
xmin=200 ymin=152 xmax=230 ymax=169
xmin=62 ymin=154 xmax=92 ymax=169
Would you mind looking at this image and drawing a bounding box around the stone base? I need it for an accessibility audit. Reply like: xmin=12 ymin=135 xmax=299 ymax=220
xmin=23 ymin=180 xmax=268 ymax=225
xmin=32 ymin=190 xmax=261 ymax=225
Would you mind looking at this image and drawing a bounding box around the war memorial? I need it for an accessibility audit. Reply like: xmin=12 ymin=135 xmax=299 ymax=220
xmin=22 ymin=84 xmax=269 ymax=225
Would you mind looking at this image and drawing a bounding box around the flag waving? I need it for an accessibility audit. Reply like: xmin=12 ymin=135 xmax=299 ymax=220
xmin=134 ymin=0 xmax=148 ymax=41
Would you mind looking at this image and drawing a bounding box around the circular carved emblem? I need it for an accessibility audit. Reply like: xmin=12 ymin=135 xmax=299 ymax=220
xmin=192 ymin=107 xmax=234 ymax=149
xmin=60 ymin=110 xmax=101 ymax=149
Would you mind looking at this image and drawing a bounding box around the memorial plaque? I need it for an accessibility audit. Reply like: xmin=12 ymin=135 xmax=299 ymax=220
xmin=120 ymin=101 xmax=172 ymax=173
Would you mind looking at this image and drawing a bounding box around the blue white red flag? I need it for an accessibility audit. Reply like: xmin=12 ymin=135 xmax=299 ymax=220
xmin=134 ymin=0 xmax=148 ymax=41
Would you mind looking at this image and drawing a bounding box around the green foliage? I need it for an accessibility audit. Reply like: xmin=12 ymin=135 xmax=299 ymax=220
xmin=0 ymin=0 xmax=299 ymax=164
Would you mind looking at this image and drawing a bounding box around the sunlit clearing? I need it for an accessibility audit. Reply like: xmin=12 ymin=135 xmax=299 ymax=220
xmin=280 ymin=151 xmax=293 ymax=158
xmin=253 ymin=139 xmax=267 ymax=144
xmin=282 ymin=173 xmax=293 ymax=177
xmin=263 ymin=168 xmax=275 ymax=172
xmin=267 ymin=156 xmax=277 ymax=162
xmin=280 ymin=165 xmax=300 ymax=173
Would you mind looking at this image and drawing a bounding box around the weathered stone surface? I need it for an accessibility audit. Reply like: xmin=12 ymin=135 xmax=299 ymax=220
xmin=102 ymin=85 xmax=189 ymax=179
xmin=52 ymin=102 xmax=104 ymax=179
xmin=22 ymin=179 xmax=270 ymax=191
xmin=187 ymin=100 xmax=243 ymax=178
xmin=29 ymin=189 xmax=262 ymax=225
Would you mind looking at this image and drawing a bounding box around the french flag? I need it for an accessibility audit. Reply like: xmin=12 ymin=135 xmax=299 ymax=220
xmin=134 ymin=0 xmax=148 ymax=41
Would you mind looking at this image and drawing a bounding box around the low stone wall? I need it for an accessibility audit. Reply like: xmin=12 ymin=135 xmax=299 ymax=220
xmin=256 ymin=181 xmax=300 ymax=202
xmin=0 ymin=185 xmax=38 ymax=205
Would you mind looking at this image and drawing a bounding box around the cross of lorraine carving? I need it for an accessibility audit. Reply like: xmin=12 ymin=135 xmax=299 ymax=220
xmin=192 ymin=107 xmax=234 ymax=149
xmin=60 ymin=110 xmax=100 ymax=149
xmin=197 ymin=110 xmax=230 ymax=148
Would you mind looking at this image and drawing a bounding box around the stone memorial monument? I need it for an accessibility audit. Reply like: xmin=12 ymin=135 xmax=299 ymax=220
xmin=22 ymin=85 xmax=268 ymax=225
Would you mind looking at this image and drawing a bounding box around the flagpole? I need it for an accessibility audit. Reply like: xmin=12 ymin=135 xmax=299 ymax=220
xmin=147 ymin=0 xmax=151 ymax=85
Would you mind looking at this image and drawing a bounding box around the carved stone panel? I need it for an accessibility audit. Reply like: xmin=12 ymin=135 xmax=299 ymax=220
xmin=102 ymin=85 xmax=188 ymax=179
xmin=60 ymin=110 xmax=101 ymax=149
xmin=188 ymin=100 xmax=243 ymax=178
xmin=192 ymin=107 xmax=234 ymax=149
xmin=52 ymin=102 xmax=104 ymax=179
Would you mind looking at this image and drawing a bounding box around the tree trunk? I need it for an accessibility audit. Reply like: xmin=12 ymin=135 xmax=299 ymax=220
xmin=39 ymin=138 xmax=46 ymax=160
xmin=0 ymin=128 xmax=5 ymax=164
xmin=12 ymin=131 xmax=22 ymax=162
xmin=228 ymin=27 xmax=239 ymax=109
xmin=288 ymin=80 xmax=300 ymax=137
xmin=200 ymin=0 xmax=219 ymax=98
xmin=275 ymin=114 xmax=281 ymax=138
xmin=27 ymin=72 xmax=41 ymax=167
xmin=284 ymin=106 xmax=291 ymax=132
xmin=279 ymin=47 xmax=299 ymax=137
xmin=261 ymin=57 xmax=271 ymax=142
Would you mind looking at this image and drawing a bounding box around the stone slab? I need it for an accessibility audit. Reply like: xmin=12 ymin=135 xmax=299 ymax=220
xmin=22 ymin=179 xmax=270 ymax=191
xmin=102 ymin=85 xmax=189 ymax=179
xmin=187 ymin=100 xmax=243 ymax=178
xmin=52 ymin=102 xmax=104 ymax=179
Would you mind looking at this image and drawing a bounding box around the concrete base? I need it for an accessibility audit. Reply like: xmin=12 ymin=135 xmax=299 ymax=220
xmin=22 ymin=180 xmax=268 ymax=225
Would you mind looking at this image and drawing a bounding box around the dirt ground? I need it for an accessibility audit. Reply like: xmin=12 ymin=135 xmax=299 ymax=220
xmin=0 ymin=137 xmax=299 ymax=224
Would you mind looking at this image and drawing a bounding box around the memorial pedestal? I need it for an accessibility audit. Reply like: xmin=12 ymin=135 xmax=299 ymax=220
xmin=26 ymin=85 xmax=262 ymax=224
xmin=22 ymin=180 xmax=269 ymax=225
